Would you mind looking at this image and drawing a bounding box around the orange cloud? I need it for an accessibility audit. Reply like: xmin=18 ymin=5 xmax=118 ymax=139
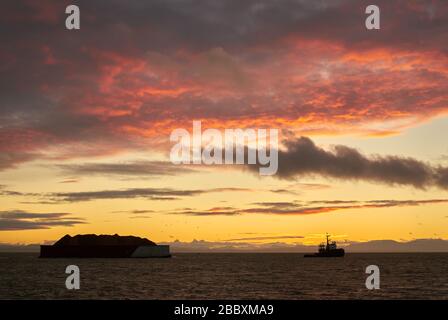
xmin=1 ymin=0 xmax=447 ymax=168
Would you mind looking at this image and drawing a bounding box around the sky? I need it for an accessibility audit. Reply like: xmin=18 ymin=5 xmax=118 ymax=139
xmin=1 ymin=0 xmax=448 ymax=251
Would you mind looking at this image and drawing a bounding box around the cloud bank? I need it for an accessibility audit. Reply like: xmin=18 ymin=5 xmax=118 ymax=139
xmin=171 ymin=198 xmax=448 ymax=216
xmin=249 ymin=137 xmax=448 ymax=190
xmin=56 ymin=161 xmax=197 ymax=177
xmin=0 ymin=210 xmax=85 ymax=230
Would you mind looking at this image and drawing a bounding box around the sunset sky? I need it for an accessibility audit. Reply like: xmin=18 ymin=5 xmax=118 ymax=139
xmin=1 ymin=0 xmax=448 ymax=250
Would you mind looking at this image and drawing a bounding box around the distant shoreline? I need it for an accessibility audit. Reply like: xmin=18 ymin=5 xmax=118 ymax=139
xmin=3 ymin=238 xmax=448 ymax=253
xmin=2 ymin=251 xmax=448 ymax=254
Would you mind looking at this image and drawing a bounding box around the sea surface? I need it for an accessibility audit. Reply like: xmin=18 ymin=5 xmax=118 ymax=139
xmin=0 ymin=253 xmax=447 ymax=299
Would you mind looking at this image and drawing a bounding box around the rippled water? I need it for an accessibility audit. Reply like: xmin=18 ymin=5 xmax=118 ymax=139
xmin=1 ymin=253 xmax=447 ymax=299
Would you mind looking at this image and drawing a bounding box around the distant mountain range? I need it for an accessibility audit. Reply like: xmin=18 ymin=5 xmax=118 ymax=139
xmin=163 ymin=239 xmax=448 ymax=253
xmin=345 ymin=239 xmax=448 ymax=253
xmin=2 ymin=238 xmax=448 ymax=253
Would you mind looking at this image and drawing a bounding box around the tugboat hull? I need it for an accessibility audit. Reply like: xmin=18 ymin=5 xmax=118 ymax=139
xmin=304 ymin=249 xmax=345 ymax=258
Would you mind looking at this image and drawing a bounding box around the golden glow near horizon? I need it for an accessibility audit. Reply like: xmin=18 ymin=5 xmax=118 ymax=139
xmin=1 ymin=118 xmax=448 ymax=246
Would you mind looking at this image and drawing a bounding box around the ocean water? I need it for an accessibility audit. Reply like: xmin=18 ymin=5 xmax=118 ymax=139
xmin=0 ymin=253 xmax=447 ymax=299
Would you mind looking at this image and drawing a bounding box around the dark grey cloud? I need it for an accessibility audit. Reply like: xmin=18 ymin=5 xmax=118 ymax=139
xmin=250 ymin=137 xmax=448 ymax=189
xmin=112 ymin=209 xmax=155 ymax=214
xmin=308 ymin=200 xmax=358 ymax=205
xmin=56 ymin=161 xmax=197 ymax=177
xmin=0 ymin=152 xmax=39 ymax=171
xmin=18 ymin=201 xmax=61 ymax=205
xmin=58 ymin=179 xmax=79 ymax=184
xmin=251 ymin=202 xmax=294 ymax=208
xmin=248 ymin=199 xmax=448 ymax=214
xmin=269 ymin=189 xmax=299 ymax=195
xmin=129 ymin=210 xmax=155 ymax=214
xmin=128 ymin=216 xmax=152 ymax=219
xmin=1 ymin=185 xmax=258 ymax=203
xmin=172 ymin=207 xmax=240 ymax=216
xmin=48 ymin=188 xmax=203 ymax=202
xmin=435 ymin=167 xmax=448 ymax=189
xmin=269 ymin=183 xmax=330 ymax=195
xmin=0 ymin=189 xmax=38 ymax=197
xmin=171 ymin=198 xmax=448 ymax=216
xmin=0 ymin=210 xmax=85 ymax=231
xmin=6 ymin=0 xmax=443 ymax=53
xmin=45 ymin=187 xmax=253 ymax=203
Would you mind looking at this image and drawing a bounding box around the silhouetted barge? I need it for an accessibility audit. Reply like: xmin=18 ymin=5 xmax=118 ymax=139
xmin=304 ymin=234 xmax=345 ymax=258
xmin=40 ymin=234 xmax=171 ymax=258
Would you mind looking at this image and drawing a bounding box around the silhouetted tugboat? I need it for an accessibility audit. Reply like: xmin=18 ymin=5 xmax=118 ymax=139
xmin=304 ymin=234 xmax=345 ymax=258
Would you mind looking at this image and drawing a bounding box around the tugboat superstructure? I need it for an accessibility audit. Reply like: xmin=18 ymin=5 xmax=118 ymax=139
xmin=304 ymin=234 xmax=345 ymax=258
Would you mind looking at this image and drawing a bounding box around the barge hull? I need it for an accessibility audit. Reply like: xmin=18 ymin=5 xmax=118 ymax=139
xmin=39 ymin=245 xmax=171 ymax=258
